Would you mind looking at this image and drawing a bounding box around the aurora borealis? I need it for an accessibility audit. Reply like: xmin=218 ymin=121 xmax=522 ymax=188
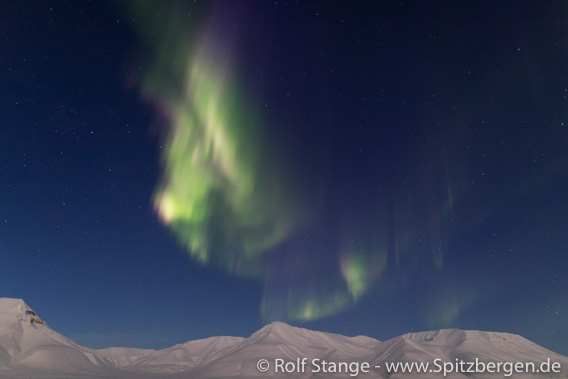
xmin=145 ymin=14 xmax=296 ymax=278
xmin=1 ymin=0 xmax=567 ymax=356
xmin=129 ymin=1 xmax=387 ymax=321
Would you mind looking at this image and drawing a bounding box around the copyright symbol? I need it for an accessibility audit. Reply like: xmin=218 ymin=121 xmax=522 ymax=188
xmin=257 ymin=359 xmax=269 ymax=372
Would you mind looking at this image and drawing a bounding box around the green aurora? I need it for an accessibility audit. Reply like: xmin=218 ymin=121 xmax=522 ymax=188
xmin=128 ymin=2 xmax=392 ymax=322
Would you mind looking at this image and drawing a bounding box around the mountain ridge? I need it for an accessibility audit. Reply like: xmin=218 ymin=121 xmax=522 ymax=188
xmin=0 ymin=298 xmax=566 ymax=378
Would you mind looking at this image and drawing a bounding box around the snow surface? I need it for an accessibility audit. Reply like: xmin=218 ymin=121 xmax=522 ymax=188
xmin=0 ymin=298 xmax=566 ymax=378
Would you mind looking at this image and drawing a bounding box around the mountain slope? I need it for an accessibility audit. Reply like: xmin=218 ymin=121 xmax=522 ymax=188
xmin=0 ymin=298 xmax=125 ymax=378
xmin=369 ymin=329 xmax=568 ymax=378
xmin=167 ymin=322 xmax=383 ymax=378
xmin=97 ymin=335 xmax=245 ymax=375
xmin=1 ymin=298 xmax=566 ymax=378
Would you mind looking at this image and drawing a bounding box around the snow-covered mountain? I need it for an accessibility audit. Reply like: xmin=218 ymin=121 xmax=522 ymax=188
xmin=0 ymin=298 xmax=566 ymax=378
xmin=0 ymin=298 xmax=125 ymax=378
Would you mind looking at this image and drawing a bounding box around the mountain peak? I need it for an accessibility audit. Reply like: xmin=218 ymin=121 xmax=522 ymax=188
xmin=0 ymin=297 xmax=44 ymax=325
xmin=0 ymin=297 xmax=28 ymax=311
xmin=265 ymin=320 xmax=294 ymax=330
xmin=252 ymin=321 xmax=310 ymax=341
xmin=1 ymin=300 xmax=566 ymax=378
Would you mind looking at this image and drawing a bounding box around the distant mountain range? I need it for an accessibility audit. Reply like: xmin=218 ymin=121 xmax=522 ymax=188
xmin=0 ymin=298 xmax=566 ymax=378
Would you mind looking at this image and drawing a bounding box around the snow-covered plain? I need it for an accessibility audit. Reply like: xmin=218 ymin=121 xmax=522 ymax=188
xmin=1 ymin=298 xmax=566 ymax=378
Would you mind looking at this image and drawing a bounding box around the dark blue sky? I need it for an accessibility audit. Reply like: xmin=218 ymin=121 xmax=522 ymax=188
xmin=1 ymin=1 xmax=567 ymax=355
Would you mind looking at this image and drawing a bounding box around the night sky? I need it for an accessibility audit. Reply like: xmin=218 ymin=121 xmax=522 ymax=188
xmin=1 ymin=1 xmax=567 ymax=355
